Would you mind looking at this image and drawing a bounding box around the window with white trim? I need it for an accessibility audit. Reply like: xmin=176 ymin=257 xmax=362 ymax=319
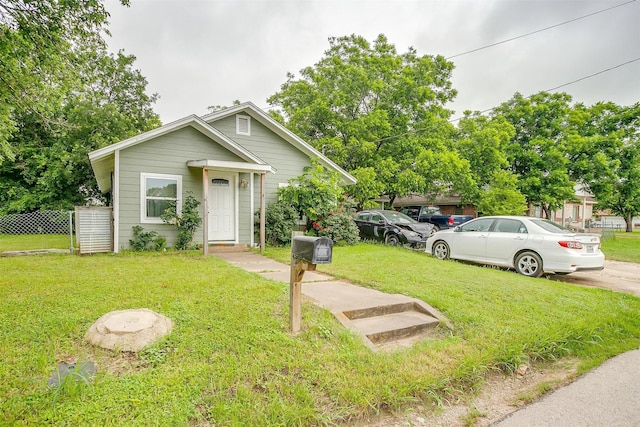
xmin=140 ymin=173 xmax=182 ymax=223
xmin=236 ymin=114 xmax=251 ymax=136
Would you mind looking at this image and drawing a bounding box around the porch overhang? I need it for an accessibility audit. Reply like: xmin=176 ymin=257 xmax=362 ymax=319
xmin=192 ymin=160 xmax=271 ymax=256
xmin=187 ymin=159 xmax=275 ymax=174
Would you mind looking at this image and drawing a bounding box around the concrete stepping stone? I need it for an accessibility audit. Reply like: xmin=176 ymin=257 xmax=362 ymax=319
xmin=85 ymin=308 xmax=172 ymax=352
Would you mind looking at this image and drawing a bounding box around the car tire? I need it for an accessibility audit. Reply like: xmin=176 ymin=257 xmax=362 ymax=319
xmin=385 ymin=234 xmax=401 ymax=246
xmin=515 ymin=251 xmax=543 ymax=278
xmin=432 ymin=240 xmax=450 ymax=260
xmin=432 ymin=225 xmax=440 ymax=232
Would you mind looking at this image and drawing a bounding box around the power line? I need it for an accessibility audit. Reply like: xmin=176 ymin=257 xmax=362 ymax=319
xmin=545 ymin=58 xmax=640 ymax=93
xmin=445 ymin=0 xmax=637 ymax=60
xmin=447 ymin=57 xmax=640 ymax=123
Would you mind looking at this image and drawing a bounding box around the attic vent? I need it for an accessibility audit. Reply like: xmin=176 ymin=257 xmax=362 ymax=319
xmin=212 ymin=178 xmax=230 ymax=186
xmin=236 ymin=114 xmax=251 ymax=136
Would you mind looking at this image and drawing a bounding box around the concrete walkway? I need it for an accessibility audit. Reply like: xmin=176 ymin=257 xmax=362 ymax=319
xmin=492 ymin=347 xmax=640 ymax=427
xmin=212 ymin=251 xmax=448 ymax=350
xmin=215 ymin=251 xmax=640 ymax=425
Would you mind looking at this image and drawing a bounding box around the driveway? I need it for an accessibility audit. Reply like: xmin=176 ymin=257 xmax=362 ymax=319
xmin=550 ymin=260 xmax=640 ymax=297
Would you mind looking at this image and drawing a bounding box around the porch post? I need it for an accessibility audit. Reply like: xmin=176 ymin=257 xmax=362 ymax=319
xmin=260 ymin=172 xmax=266 ymax=253
xmin=202 ymin=168 xmax=209 ymax=256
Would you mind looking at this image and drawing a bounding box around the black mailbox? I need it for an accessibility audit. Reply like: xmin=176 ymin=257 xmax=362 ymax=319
xmin=291 ymin=236 xmax=333 ymax=264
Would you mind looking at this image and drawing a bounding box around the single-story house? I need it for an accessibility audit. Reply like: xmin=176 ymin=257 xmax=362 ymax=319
xmin=88 ymin=102 xmax=356 ymax=253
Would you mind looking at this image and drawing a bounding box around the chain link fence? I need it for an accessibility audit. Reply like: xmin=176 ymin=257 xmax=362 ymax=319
xmin=0 ymin=210 xmax=75 ymax=253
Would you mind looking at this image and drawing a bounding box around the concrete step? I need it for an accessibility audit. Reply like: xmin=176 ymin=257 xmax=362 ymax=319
xmin=348 ymin=309 xmax=439 ymax=344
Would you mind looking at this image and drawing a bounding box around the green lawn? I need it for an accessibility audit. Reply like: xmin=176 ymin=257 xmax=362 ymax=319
xmin=0 ymin=234 xmax=73 ymax=251
xmin=600 ymin=230 xmax=640 ymax=263
xmin=1 ymin=246 xmax=639 ymax=425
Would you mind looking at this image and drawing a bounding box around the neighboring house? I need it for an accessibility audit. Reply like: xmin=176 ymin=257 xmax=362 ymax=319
xmin=547 ymin=184 xmax=597 ymax=229
xmin=88 ymin=102 xmax=356 ymax=253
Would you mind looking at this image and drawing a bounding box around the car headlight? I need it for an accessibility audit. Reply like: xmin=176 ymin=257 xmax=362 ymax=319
xmin=402 ymin=229 xmax=419 ymax=238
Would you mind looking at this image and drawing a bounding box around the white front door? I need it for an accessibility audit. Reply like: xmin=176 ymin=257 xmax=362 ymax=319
xmin=208 ymin=174 xmax=235 ymax=241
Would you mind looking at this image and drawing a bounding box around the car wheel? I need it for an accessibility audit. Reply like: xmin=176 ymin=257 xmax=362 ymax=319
xmin=432 ymin=225 xmax=440 ymax=232
xmin=515 ymin=251 xmax=543 ymax=278
xmin=385 ymin=234 xmax=401 ymax=246
xmin=432 ymin=240 xmax=450 ymax=260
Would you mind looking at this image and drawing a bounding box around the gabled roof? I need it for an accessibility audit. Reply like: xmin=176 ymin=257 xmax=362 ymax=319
xmin=88 ymin=115 xmax=271 ymax=192
xmin=201 ymin=102 xmax=357 ymax=185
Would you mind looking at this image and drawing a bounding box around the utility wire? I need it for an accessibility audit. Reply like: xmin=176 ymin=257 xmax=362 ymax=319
xmin=369 ymin=57 xmax=640 ymax=143
xmin=447 ymin=57 xmax=640 ymax=123
xmin=445 ymin=0 xmax=637 ymax=60
xmin=544 ymin=58 xmax=640 ymax=93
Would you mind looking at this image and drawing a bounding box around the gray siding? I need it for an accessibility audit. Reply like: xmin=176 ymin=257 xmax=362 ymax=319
xmin=117 ymin=126 xmax=244 ymax=250
xmin=211 ymin=115 xmax=313 ymax=233
xmin=212 ymin=115 xmax=313 ymax=187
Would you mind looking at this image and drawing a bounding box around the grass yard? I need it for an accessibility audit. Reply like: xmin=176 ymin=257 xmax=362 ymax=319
xmin=1 ymin=246 xmax=640 ymax=425
xmin=0 ymin=234 xmax=72 ymax=251
xmin=600 ymin=230 xmax=640 ymax=263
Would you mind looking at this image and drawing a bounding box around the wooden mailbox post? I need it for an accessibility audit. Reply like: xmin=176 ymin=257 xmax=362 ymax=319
xmin=290 ymin=235 xmax=333 ymax=333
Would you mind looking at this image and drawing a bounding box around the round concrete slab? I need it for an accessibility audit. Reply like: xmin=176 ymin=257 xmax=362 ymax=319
xmin=85 ymin=309 xmax=172 ymax=352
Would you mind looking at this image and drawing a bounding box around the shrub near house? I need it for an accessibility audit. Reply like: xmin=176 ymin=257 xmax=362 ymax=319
xmin=265 ymin=162 xmax=360 ymax=246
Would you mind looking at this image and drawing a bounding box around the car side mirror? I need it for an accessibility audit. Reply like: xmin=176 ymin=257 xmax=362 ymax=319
xmin=378 ymin=220 xmax=385 ymax=225
xmin=454 ymin=226 xmax=461 ymax=232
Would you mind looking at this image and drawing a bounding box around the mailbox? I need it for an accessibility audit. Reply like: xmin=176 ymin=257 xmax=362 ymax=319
xmin=291 ymin=236 xmax=333 ymax=264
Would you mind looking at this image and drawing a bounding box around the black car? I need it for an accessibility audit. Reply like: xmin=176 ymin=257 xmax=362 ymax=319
xmin=354 ymin=210 xmax=435 ymax=248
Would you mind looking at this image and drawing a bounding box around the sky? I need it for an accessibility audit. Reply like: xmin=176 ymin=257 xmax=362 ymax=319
xmin=103 ymin=0 xmax=640 ymax=124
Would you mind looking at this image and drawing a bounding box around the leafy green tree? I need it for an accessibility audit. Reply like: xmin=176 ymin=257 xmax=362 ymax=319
xmin=455 ymin=113 xmax=514 ymax=193
xmin=569 ymin=102 xmax=640 ymax=232
xmin=476 ymin=170 xmax=528 ymax=216
xmin=493 ymin=92 xmax=576 ymax=218
xmin=268 ymin=34 xmax=471 ymax=205
xmin=0 ymin=46 xmax=160 ymax=214
xmin=0 ymin=0 xmax=129 ymax=163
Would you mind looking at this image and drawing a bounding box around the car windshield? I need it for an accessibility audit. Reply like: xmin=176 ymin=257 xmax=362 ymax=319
xmin=380 ymin=211 xmax=416 ymax=224
xmin=530 ymin=219 xmax=573 ymax=234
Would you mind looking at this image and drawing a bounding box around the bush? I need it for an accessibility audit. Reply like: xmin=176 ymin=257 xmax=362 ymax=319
xmin=161 ymin=192 xmax=202 ymax=250
xmin=275 ymin=159 xmax=359 ymax=246
xmin=317 ymin=211 xmax=360 ymax=246
xmin=262 ymin=201 xmax=300 ymax=246
xmin=130 ymin=226 xmax=166 ymax=252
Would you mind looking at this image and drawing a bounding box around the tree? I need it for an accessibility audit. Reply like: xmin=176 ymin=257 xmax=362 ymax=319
xmin=455 ymin=113 xmax=517 ymax=204
xmin=268 ymin=34 xmax=471 ymax=206
xmin=569 ymin=102 xmax=640 ymax=232
xmin=0 ymin=0 xmax=129 ymax=163
xmin=476 ymin=170 xmax=528 ymax=216
xmin=493 ymin=92 xmax=577 ymax=218
xmin=0 ymin=46 xmax=160 ymax=214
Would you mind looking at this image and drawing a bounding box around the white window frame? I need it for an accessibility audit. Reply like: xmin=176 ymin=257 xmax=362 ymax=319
xmin=236 ymin=114 xmax=251 ymax=136
xmin=140 ymin=173 xmax=182 ymax=224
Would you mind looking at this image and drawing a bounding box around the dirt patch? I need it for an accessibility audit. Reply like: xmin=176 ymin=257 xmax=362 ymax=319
xmin=550 ymin=260 xmax=640 ymax=297
xmin=352 ymin=359 xmax=579 ymax=427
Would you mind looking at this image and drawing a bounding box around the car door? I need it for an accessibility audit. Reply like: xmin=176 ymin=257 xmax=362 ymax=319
xmin=450 ymin=218 xmax=495 ymax=261
xmin=484 ymin=218 xmax=529 ymax=266
xmin=368 ymin=212 xmax=386 ymax=242
xmin=355 ymin=212 xmax=373 ymax=240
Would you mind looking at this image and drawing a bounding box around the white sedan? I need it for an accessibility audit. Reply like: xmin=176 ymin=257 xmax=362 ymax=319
xmin=425 ymin=216 xmax=605 ymax=277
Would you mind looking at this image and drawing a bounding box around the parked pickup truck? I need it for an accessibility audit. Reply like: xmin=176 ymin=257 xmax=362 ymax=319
xmin=399 ymin=206 xmax=473 ymax=230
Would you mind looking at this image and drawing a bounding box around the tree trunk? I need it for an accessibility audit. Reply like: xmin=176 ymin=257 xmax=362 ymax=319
xmin=625 ymin=212 xmax=633 ymax=233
